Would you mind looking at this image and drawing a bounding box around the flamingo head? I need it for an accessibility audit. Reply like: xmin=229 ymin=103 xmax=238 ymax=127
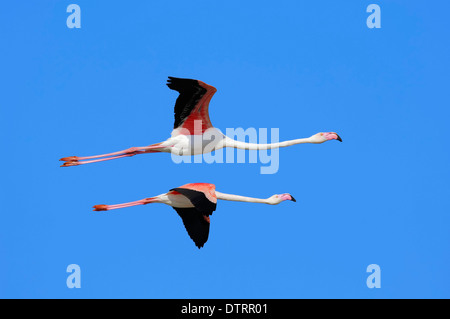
xmin=268 ymin=193 xmax=297 ymax=205
xmin=310 ymin=132 xmax=343 ymax=144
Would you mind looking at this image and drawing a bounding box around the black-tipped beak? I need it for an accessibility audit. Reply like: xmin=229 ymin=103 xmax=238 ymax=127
xmin=336 ymin=134 xmax=343 ymax=142
xmin=290 ymin=195 xmax=297 ymax=202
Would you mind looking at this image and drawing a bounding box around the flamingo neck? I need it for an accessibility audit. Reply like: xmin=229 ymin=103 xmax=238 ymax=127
xmin=223 ymin=136 xmax=312 ymax=150
xmin=215 ymin=191 xmax=270 ymax=204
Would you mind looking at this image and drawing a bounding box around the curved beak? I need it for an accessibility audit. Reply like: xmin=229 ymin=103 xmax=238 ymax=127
xmin=336 ymin=134 xmax=343 ymax=142
xmin=290 ymin=195 xmax=297 ymax=202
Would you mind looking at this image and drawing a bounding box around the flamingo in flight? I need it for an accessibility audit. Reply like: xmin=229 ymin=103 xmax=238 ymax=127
xmin=93 ymin=183 xmax=296 ymax=248
xmin=60 ymin=77 xmax=342 ymax=167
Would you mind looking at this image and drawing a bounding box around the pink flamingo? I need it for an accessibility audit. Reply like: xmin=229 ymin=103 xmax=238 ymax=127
xmin=60 ymin=77 xmax=342 ymax=167
xmin=93 ymin=183 xmax=296 ymax=248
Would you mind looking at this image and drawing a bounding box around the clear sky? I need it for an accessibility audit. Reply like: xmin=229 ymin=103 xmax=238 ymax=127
xmin=0 ymin=1 xmax=449 ymax=298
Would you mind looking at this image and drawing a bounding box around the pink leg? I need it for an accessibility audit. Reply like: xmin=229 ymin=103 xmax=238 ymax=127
xmin=61 ymin=153 xmax=137 ymax=167
xmin=60 ymin=146 xmax=155 ymax=161
xmin=93 ymin=197 xmax=156 ymax=211
xmin=60 ymin=143 xmax=164 ymax=167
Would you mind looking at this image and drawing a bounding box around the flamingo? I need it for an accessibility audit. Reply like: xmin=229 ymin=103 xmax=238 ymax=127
xmin=93 ymin=183 xmax=296 ymax=248
xmin=60 ymin=77 xmax=342 ymax=167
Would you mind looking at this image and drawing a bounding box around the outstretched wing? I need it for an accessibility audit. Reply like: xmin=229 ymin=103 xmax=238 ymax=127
xmin=170 ymin=184 xmax=217 ymax=213
xmin=173 ymin=207 xmax=211 ymax=249
xmin=166 ymin=77 xmax=217 ymax=135
xmin=169 ymin=184 xmax=217 ymax=248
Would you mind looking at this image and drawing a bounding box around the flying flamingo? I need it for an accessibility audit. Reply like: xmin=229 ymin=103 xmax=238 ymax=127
xmin=60 ymin=77 xmax=342 ymax=167
xmin=93 ymin=183 xmax=296 ymax=248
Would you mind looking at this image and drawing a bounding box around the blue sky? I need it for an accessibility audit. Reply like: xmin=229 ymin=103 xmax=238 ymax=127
xmin=0 ymin=1 xmax=449 ymax=298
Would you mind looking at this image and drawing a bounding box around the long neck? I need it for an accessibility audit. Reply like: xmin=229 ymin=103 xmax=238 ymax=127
xmin=223 ymin=136 xmax=311 ymax=150
xmin=215 ymin=191 xmax=270 ymax=204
